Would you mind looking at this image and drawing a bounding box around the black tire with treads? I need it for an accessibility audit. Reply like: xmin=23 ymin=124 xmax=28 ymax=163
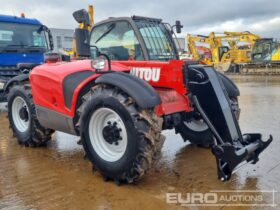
xmin=77 ymin=84 xmax=165 ymax=184
xmin=176 ymin=97 xmax=240 ymax=147
xmin=7 ymin=84 xmax=54 ymax=147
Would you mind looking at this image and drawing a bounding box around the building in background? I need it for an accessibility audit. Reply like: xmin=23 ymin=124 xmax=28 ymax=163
xmin=175 ymin=37 xmax=186 ymax=52
xmin=50 ymin=28 xmax=74 ymax=53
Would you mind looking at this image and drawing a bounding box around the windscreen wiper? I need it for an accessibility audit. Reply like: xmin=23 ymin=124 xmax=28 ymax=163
xmin=26 ymin=45 xmax=45 ymax=49
xmin=95 ymin=23 xmax=116 ymax=44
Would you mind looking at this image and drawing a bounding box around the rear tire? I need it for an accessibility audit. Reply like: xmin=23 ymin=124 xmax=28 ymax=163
xmin=176 ymin=116 xmax=212 ymax=146
xmin=77 ymin=84 xmax=164 ymax=183
xmin=7 ymin=84 xmax=54 ymax=147
xmin=176 ymin=97 xmax=240 ymax=147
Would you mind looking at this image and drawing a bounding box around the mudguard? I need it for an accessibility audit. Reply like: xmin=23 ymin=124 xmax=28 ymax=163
xmin=95 ymin=72 xmax=161 ymax=109
xmin=4 ymin=74 xmax=29 ymax=94
xmin=0 ymin=89 xmax=5 ymax=102
xmin=217 ymin=72 xmax=240 ymax=98
xmin=63 ymin=70 xmax=94 ymax=109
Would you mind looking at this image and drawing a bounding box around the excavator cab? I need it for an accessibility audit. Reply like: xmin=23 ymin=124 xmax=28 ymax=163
xmin=251 ymin=38 xmax=279 ymax=62
xmin=218 ymin=46 xmax=229 ymax=61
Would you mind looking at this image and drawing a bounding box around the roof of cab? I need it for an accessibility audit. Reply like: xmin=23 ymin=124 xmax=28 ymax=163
xmin=0 ymin=14 xmax=42 ymax=25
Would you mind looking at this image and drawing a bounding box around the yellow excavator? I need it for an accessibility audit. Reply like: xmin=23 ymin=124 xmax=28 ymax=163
xmin=241 ymin=38 xmax=280 ymax=74
xmin=187 ymin=31 xmax=260 ymax=72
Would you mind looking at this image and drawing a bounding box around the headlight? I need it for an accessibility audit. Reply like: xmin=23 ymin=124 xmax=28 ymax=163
xmin=91 ymin=57 xmax=106 ymax=70
xmin=0 ymin=82 xmax=4 ymax=89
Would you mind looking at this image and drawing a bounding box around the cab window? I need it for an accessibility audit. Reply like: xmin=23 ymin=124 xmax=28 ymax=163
xmin=0 ymin=30 xmax=13 ymax=42
xmin=32 ymin=31 xmax=46 ymax=47
xmin=90 ymin=21 xmax=144 ymax=61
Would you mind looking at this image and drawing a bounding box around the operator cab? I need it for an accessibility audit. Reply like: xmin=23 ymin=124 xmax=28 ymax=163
xmin=0 ymin=17 xmax=53 ymax=54
xmin=90 ymin=16 xmax=179 ymax=61
xmin=0 ymin=15 xmax=53 ymax=84
xmin=73 ymin=13 xmax=183 ymax=61
xmin=218 ymin=46 xmax=229 ymax=61
xmin=251 ymin=38 xmax=279 ymax=62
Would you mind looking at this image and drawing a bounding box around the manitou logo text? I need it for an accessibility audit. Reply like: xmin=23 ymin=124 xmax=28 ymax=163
xmin=130 ymin=67 xmax=161 ymax=82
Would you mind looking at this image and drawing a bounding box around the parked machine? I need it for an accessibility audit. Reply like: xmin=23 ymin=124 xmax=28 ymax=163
xmin=252 ymin=38 xmax=280 ymax=62
xmin=70 ymin=9 xmax=240 ymax=146
xmin=0 ymin=14 xmax=53 ymax=101
xmin=4 ymin=11 xmax=272 ymax=184
xmin=187 ymin=32 xmax=260 ymax=72
xmin=241 ymin=38 xmax=280 ymax=74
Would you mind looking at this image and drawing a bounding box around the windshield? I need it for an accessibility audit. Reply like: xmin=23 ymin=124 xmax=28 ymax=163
xmin=252 ymin=40 xmax=272 ymax=61
xmin=90 ymin=21 xmax=145 ymax=61
xmin=0 ymin=22 xmax=47 ymax=51
xmin=134 ymin=20 xmax=177 ymax=61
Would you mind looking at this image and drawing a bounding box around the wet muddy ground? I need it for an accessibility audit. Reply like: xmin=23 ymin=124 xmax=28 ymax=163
xmin=0 ymin=75 xmax=280 ymax=210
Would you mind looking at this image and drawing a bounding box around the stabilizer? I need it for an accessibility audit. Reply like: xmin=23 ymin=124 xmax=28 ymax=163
xmin=187 ymin=64 xmax=273 ymax=181
xmin=212 ymin=134 xmax=272 ymax=181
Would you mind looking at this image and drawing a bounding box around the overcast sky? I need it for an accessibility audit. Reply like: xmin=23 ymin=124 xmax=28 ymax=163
xmin=1 ymin=0 xmax=280 ymax=38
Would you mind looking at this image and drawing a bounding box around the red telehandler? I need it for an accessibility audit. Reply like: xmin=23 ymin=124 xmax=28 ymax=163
xmin=4 ymin=10 xmax=272 ymax=184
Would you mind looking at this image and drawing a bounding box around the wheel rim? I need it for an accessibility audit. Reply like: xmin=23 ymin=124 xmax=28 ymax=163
xmin=183 ymin=118 xmax=209 ymax=132
xmin=12 ymin=96 xmax=30 ymax=132
xmin=88 ymin=107 xmax=128 ymax=162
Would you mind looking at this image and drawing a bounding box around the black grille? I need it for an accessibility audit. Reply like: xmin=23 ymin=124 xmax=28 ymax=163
xmin=0 ymin=65 xmax=20 ymax=81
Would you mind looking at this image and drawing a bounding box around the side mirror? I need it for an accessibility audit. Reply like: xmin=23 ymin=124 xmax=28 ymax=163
xmin=75 ymin=28 xmax=91 ymax=57
xmin=175 ymin=20 xmax=183 ymax=34
xmin=73 ymin=9 xmax=90 ymax=26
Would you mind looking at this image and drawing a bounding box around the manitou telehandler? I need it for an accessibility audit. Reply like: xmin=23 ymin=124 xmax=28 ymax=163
xmin=4 ymin=10 xmax=272 ymax=184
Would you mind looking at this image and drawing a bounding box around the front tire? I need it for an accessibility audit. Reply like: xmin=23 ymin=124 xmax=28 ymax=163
xmin=7 ymin=84 xmax=54 ymax=147
xmin=78 ymin=85 xmax=164 ymax=183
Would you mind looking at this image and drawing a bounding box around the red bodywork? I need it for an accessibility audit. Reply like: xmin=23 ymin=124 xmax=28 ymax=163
xmin=30 ymin=59 xmax=193 ymax=118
